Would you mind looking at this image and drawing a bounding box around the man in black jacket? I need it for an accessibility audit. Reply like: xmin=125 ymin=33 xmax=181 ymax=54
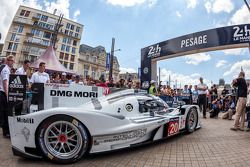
xmin=230 ymin=71 xmax=247 ymax=131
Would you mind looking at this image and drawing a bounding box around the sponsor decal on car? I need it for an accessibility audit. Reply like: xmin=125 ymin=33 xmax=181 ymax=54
xmin=21 ymin=127 xmax=30 ymax=142
xmin=17 ymin=117 xmax=34 ymax=124
xmin=168 ymin=117 xmax=179 ymax=136
xmin=50 ymin=90 xmax=98 ymax=98
xmin=93 ymin=129 xmax=147 ymax=145
xmin=125 ymin=104 xmax=133 ymax=112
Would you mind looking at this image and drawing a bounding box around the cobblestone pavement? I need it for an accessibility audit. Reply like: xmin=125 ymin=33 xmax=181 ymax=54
xmin=1 ymin=116 xmax=250 ymax=167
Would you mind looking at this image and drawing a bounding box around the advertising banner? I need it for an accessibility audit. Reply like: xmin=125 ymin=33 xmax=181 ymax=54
xmin=8 ymin=74 xmax=27 ymax=103
xmin=141 ymin=24 xmax=250 ymax=89
xmin=43 ymin=84 xmax=104 ymax=109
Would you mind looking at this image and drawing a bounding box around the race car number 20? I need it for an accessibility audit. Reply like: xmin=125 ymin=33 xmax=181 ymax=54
xmin=168 ymin=118 xmax=179 ymax=136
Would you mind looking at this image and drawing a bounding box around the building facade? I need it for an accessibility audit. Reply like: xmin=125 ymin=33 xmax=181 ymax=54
xmin=119 ymin=72 xmax=139 ymax=83
xmin=2 ymin=5 xmax=83 ymax=72
xmin=78 ymin=44 xmax=120 ymax=81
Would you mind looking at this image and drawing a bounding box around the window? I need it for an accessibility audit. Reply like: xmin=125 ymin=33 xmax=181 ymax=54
xmin=69 ymin=63 xmax=74 ymax=70
xmin=84 ymin=65 xmax=89 ymax=78
xmin=66 ymin=23 xmax=71 ymax=29
xmin=91 ymin=68 xmax=96 ymax=79
xmin=20 ymin=10 xmax=25 ymax=16
xmin=61 ymin=44 xmax=66 ymax=51
xmin=10 ymin=34 xmax=16 ymax=41
xmin=35 ymin=29 xmax=40 ymax=37
xmin=13 ymin=43 xmax=18 ymax=51
xmin=59 ymin=52 xmax=64 ymax=59
xmin=64 ymin=53 xmax=69 ymax=60
xmin=42 ymin=40 xmax=49 ymax=46
xmin=63 ymin=37 xmax=67 ymax=43
xmin=67 ymin=38 xmax=72 ymax=45
xmin=70 ymin=55 xmax=75 ymax=62
xmin=41 ymin=15 xmax=48 ymax=22
xmin=75 ymin=33 xmax=79 ymax=38
xmin=63 ymin=62 xmax=68 ymax=68
xmin=86 ymin=55 xmax=89 ymax=61
xmin=31 ymin=28 xmax=36 ymax=35
xmin=15 ymin=35 xmax=20 ymax=42
xmin=93 ymin=57 xmax=97 ymax=63
xmin=24 ymin=11 xmax=30 ymax=17
xmin=18 ymin=26 xmax=24 ymax=33
xmin=43 ymin=32 xmax=51 ymax=39
xmin=8 ymin=42 xmax=13 ymax=50
xmin=70 ymin=25 xmax=74 ymax=30
xmin=66 ymin=46 xmax=70 ymax=52
xmin=73 ymin=40 xmax=77 ymax=46
xmin=65 ymin=30 xmax=69 ymax=35
xmin=69 ymin=31 xmax=73 ymax=36
xmin=72 ymin=47 xmax=76 ymax=54
xmin=76 ymin=26 xmax=80 ymax=32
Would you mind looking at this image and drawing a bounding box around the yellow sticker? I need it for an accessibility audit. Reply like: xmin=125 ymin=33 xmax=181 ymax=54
xmin=48 ymin=153 xmax=54 ymax=160
xmin=72 ymin=119 xmax=78 ymax=126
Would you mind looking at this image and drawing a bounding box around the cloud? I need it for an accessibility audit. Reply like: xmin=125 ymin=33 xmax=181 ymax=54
xmin=222 ymin=48 xmax=248 ymax=55
xmin=120 ymin=67 xmax=137 ymax=73
xmin=205 ymin=0 xmax=234 ymax=14
xmin=176 ymin=11 xmax=182 ymax=18
xmin=73 ymin=9 xmax=80 ymax=22
xmin=106 ymin=0 xmax=157 ymax=7
xmin=186 ymin=0 xmax=198 ymax=9
xmin=184 ymin=53 xmax=211 ymax=65
xmin=228 ymin=5 xmax=250 ymax=25
xmin=43 ymin=0 xmax=70 ymax=19
xmin=0 ymin=0 xmax=80 ymax=43
xmin=216 ymin=60 xmax=227 ymax=68
xmin=223 ymin=60 xmax=250 ymax=78
xmin=160 ymin=68 xmax=210 ymax=88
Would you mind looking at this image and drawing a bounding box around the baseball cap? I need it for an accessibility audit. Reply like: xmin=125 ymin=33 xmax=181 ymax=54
xmin=150 ymin=80 xmax=156 ymax=84
xmin=62 ymin=72 xmax=66 ymax=76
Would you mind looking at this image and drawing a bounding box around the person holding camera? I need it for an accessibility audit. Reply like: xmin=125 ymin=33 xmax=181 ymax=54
xmin=230 ymin=71 xmax=247 ymax=131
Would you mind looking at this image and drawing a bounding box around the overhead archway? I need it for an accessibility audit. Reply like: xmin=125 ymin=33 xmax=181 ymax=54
xmin=140 ymin=24 xmax=250 ymax=89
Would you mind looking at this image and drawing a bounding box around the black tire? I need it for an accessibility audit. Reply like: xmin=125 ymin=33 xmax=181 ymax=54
xmin=36 ymin=115 xmax=89 ymax=164
xmin=185 ymin=107 xmax=198 ymax=133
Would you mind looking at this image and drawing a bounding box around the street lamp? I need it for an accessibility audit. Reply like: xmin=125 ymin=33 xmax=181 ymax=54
xmin=244 ymin=0 xmax=250 ymax=13
xmin=108 ymin=37 xmax=121 ymax=81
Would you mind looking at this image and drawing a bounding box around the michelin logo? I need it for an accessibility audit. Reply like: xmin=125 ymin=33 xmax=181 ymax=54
xmin=9 ymin=76 xmax=24 ymax=89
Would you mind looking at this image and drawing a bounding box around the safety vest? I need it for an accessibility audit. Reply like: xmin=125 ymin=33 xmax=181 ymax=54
xmin=149 ymin=86 xmax=157 ymax=96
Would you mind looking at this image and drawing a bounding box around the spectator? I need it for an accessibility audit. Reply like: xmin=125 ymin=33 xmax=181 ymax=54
xmin=52 ymin=73 xmax=61 ymax=83
xmin=134 ymin=81 xmax=141 ymax=89
xmin=0 ymin=57 xmax=6 ymax=65
xmin=221 ymin=86 xmax=229 ymax=97
xmin=68 ymin=75 xmax=76 ymax=84
xmin=230 ymin=71 xmax=247 ymax=131
xmin=192 ymin=85 xmax=199 ymax=105
xmin=15 ymin=60 xmax=30 ymax=75
xmin=197 ymin=77 xmax=208 ymax=118
xmin=72 ymin=75 xmax=84 ymax=85
xmin=107 ymin=78 xmax=115 ymax=87
xmin=96 ymin=74 xmax=110 ymax=95
xmin=221 ymin=95 xmax=235 ymax=120
xmin=60 ymin=72 xmax=68 ymax=84
xmin=0 ymin=55 xmax=15 ymax=138
xmin=30 ymin=62 xmax=50 ymax=85
xmin=149 ymin=80 xmax=158 ymax=96
xmin=209 ymin=96 xmax=223 ymax=118
xmin=182 ymin=85 xmax=190 ymax=104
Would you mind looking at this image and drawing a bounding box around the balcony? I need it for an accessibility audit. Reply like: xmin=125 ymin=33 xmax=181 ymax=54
xmin=32 ymin=15 xmax=40 ymax=20
xmin=26 ymin=32 xmax=34 ymax=36
xmin=24 ymin=39 xmax=49 ymax=49
xmin=13 ymin=17 xmax=33 ymax=25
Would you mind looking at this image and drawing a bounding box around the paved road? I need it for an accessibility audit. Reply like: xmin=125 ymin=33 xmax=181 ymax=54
xmin=1 ymin=116 xmax=250 ymax=167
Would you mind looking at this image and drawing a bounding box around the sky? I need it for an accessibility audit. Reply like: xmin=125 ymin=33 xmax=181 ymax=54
xmin=1 ymin=0 xmax=250 ymax=87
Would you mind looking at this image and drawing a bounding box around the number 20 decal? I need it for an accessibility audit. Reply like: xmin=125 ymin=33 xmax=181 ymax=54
xmin=168 ymin=121 xmax=179 ymax=136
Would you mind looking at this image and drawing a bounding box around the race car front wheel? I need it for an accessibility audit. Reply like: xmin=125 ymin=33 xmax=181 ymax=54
xmin=37 ymin=115 xmax=89 ymax=164
xmin=185 ymin=107 xmax=198 ymax=133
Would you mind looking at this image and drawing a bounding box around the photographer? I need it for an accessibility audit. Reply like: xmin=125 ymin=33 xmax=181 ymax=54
xmin=221 ymin=95 xmax=235 ymax=120
xmin=230 ymin=71 xmax=247 ymax=131
xmin=210 ymin=95 xmax=223 ymax=118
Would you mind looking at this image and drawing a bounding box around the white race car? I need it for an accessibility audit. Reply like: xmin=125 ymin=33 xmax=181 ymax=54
xmin=9 ymin=89 xmax=201 ymax=164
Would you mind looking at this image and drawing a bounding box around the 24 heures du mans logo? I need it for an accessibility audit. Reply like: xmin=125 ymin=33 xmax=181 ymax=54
xmin=9 ymin=76 xmax=24 ymax=89
xmin=233 ymin=25 xmax=250 ymax=42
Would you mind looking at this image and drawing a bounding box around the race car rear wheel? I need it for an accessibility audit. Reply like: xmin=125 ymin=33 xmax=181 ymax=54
xmin=185 ymin=107 xmax=198 ymax=133
xmin=37 ymin=115 xmax=89 ymax=164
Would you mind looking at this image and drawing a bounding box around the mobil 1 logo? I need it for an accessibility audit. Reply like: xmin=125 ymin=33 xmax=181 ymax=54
xmin=233 ymin=25 xmax=250 ymax=42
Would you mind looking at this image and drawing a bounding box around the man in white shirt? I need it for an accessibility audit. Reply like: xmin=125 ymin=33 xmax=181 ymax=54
xmin=15 ymin=60 xmax=30 ymax=75
xmin=0 ymin=55 xmax=15 ymax=138
xmin=30 ymin=62 xmax=50 ymax=85
xmin=197 ymin=77 xmax=208 ymax=118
